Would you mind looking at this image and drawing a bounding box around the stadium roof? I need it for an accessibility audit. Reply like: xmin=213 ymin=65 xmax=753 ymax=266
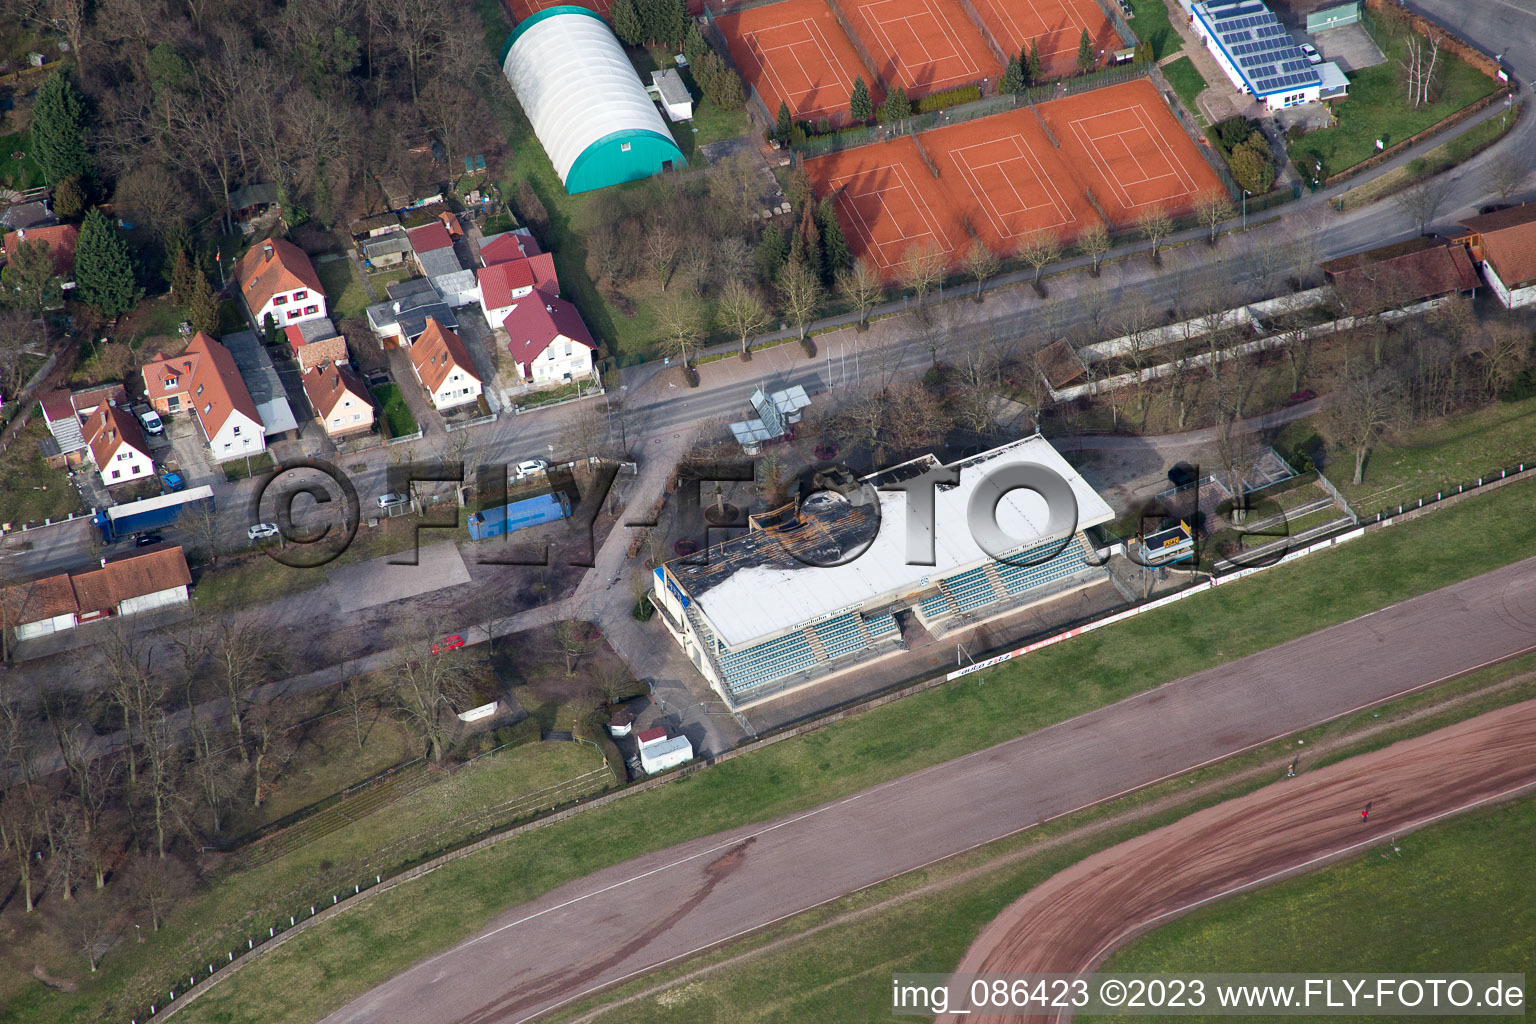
xmin=1194 ymin=1 xmax=1321 ymax=97
xmin=666 ymin=435 xmax=1114 ymax=648
xmin=499 ymin=7 xmax=685 ymax=193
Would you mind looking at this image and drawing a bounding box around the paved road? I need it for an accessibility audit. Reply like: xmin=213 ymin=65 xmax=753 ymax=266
xmin=319 ymin=554 xmax=1536 ymax=1024
xmin=941 ymin=699 xmax=1536 ymax=1023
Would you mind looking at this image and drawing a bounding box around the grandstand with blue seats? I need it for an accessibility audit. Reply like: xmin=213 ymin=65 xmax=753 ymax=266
xmin=652 ymin=435 xmax=1117 ymax=709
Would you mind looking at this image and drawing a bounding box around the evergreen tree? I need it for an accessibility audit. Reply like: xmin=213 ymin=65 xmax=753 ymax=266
xmin=816 ymin=198 xmax=850 ymax=284
xmin=794 ymin=204 xmax=823 ymax=283
xmin=786 ymin=165 xmax=813 ymax=213
xmin=683 ymin=23 xmax=709 ymax=67
xmin=613 ymin=0 xmax=645 ymax=46
xmin=52 ymin=175 xmax=88 ymax=220
xmin=655 ymin=0 xmax=686 ymax=47
xmin=1002 ymin=56 xmax=1024 ymax=94
xmin=776 ymin=101 xmax=793 ymax=142
xmin=1 ymin=240 xmax=63 ymax=344
xmin=32 ymin=71 xmax=90 ymax=184
xmin=160 ymin=222 xmax=193 ymax=287
xmin=850 ymin=76 xmax=873 ymax=122
xmin=881 ymin=85 xmax=911 ymax=122
xmin=755 ymin=226 xmax=788 ymax=282
xmin=1026 ymin=39 xmax=1043 ymax=83
xmin=184 ymin=265 xmax=221 ymax=337
xmin=170 ymin=248 xmax=200 ymax=302
xmin=74 ymin=208 xmax=140 ymax=319
xmin=264 ymin=312 xmax=281 ymax=346
xmin=1077 ymin=29 xmax=1096 ymax=73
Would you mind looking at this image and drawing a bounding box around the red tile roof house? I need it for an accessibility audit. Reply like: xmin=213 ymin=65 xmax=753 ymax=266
xmin=1457 ymin=204 xmax=1536 ymax=309
xmin=477 ymin=252 xmax=559 ymax=331
xmin=84 ymin=401 xmax=154 ymax=487
xmin=285 ymin=322 xmax=349 ymax=374
xmin=501 ymin=295 xmax=598 ymax=388
xmin=235 ymin=237 xmax=328 ymax=329
xmin=303 ymin=360 xmax=374 ymax=438
xmin=2 ymin=546 xmax=192 ymax=642
xmin=141 ymin=332 xmax=267 ymax=461
xmin=3 ymin=222 xmax=79 ymax=279
xmin=37 ymin=384 xmax=128 ymax=468
xmin=409 ymin=318 xmax=483 ymax=411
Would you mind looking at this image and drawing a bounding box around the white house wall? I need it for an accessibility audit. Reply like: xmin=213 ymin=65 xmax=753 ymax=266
xmin=118 ymin=586 xmax=189 ymax=617
xmin=97 ymin=447 xmax=154 ymax=486
xmin=15 ymin=613 xmax=76 ymax=640
xmin=207 ymin=413 xmax=267 ymax=461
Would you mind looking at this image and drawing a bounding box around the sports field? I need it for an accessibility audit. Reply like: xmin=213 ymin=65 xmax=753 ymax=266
xmin=1042 ymin=78 xmax=1225 ymax=226
xmin=969 ymin=0 xmax=1117 ymax=79
xmin=716 ymin=0 xmax=882 ymax=123
xmin=840 ymin=0 xmax=1001 ymax=97
xmin=804 ymin=79 xmax=1225 ymax=276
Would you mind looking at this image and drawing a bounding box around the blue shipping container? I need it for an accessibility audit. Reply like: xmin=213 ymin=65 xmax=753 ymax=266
xmin=467 ymin=491 xmax=571 ymax=540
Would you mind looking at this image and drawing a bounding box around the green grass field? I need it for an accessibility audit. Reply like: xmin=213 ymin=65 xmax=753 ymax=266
xmin=0 ymin=131 xmax=45 ymax=190
xmin=1296 ymin=392 xmax=1536 ymax=514
xmin=1131 ymin=0 xmax=1183 ymax=61
xmin=137 ymin=475 xmax=1536 ymax=1024
xmin=370 ymin=382 xmax=417 ymax=437
xmin=315 ymin=256 xmax=372 ymax=321
xmin=1339 ymin=106 xmax=1518 ymax=209
xmin=1089 ymin=795 xmax=1536 ymax=1022
xmin=1161 ymin=56 xmax=1209 ymax=120
xmin=1287 ymin=20 xmax=1497 ymax=178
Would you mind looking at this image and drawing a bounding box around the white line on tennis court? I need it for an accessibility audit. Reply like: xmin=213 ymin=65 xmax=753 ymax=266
xmin=951 ymin=137 xmax=1072 ymax=239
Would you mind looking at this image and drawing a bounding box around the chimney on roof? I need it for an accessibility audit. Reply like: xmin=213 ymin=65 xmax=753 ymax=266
xmin=545 ymin=304 xmax=552 ymax=311
xmin=263 ymin=242 xmax=274 ymax=260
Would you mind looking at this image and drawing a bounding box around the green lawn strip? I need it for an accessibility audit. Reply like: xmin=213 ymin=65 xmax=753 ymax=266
xmin=134 ymin=478 xmax=1536 ymax=1024
xmin=1090 ymin=798 xmax=1536 ymax=1023
xmin=1161 ymin=56 xmax=1208 ymax=115
xmin=1129 ymin=0 xmax=1183 ymax=60
xmin=315 ymin=258 xmax=371 ymax=321
xmin=1306 ymin=394 xmax=1536 ymax=513
xmin=1339 ymin=107 xmax=1518 ymax=211
xmin=0 ymin=418 xmax=81 ymax=526
xmin=1287 ymin=31 xmax=1496 ymax=178
xmin=0 ymin=131 xmax=46 ymax=190
xmin=7 ymin=743 xmax=603 ymax=1024
xmin=191 ymin=551 xmax=329 ymax=610
xmin=370 ymin=383 xmax=417 ymax=437
xmin=544 ymin=658 xmax=1536 ymax=1023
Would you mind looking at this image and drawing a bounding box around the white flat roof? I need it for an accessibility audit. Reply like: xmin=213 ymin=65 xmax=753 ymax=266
xmin=682 ymin=435 xmax=1113 ymax=648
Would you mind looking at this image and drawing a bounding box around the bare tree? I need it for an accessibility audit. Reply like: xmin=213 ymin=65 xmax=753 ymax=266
xmin=212 ymin=615 xmax=275 ymax=763
xmin=390 ymin=637 xmax=472 ymax=762
xmin=1470 ymin=321 xmax=1531 ymax=400
xmin=1017 ymin=227 xmax=1062 ymax=290
xmin=1195 ymin=190 xmax=1235 ymax=246
xmin=656 ymin=292 xmax=705 ymax=368
xmin=1393 ymin=175 xmax=1454 ymax=234
xmin=897 ymin=241 xmax=946 ymax=308
xmin=1327 ymin=359 xmax=1400 ymax=484
xmin=1487 ymin=153 xmax=1530 ymax=204
xmin=1400 ymin=31 xmax=1443 ymax=108
xmin=553 ymin=617 xmax=594 ymax=676
xmin=245 ymin=690 xmax=299 ymax=808
xmin=885 ymin=380 xmax=949 ymax=455
xmin=645 ymin=217 xmax=683 ymax=292
xmin=717 ymin=278 xmax=769 ymax=357
xmin=778 ymin=258 xmax=823 ymax=340
xmin=58 ymin=888 xmax=120 ymax=972
xmin=123 ymin=852 xmax=191 ymax=933
xmin=962 ymin=239 xmax=1000 ymax=302
xmin=1076 ymin=220 xmax=1111 ymax=276
xmin=0 ymin=784 xmax=44 ymax=911
xmin=337 ymin=675 xmax=375 ymax=752
xmin=838 ymin=257 xmax=883 ymax=329
xmin=1136 ymin=204 xmax=1174 ymax=263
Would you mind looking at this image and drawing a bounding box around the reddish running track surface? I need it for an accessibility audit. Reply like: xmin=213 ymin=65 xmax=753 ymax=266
xmin=320 ymin=555 xmax=1536 ymax=1024
xmin=1043 ymin=78 xmax=1226 ymax=226
xmin=839 ymin=0 xmax=1001 ymax=97
xmin=969 ymin=0 xmax=1117 ymax=79
xmin=941 ymin=699 xmax=1536 ymax=1023
xmin=716 ymin=0 xmax=882 ymax=124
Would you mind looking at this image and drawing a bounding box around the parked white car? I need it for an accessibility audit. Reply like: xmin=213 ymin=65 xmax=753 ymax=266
xmin=139 ymin=409 xmax=164 ymax=435
xmin=514 ymin=459 xmax=549 ymax=479
xmin=377 ymin=492 xmax=411 ymax=508
xmin=248 ymin=522 xmax=280 ymax=541
xmin=1300 ymin=43 xmax=1323 ymax=65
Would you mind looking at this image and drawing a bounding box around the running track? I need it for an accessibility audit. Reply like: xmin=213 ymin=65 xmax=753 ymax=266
xmin=321 ymin=554 xmax=1536 ymax=1024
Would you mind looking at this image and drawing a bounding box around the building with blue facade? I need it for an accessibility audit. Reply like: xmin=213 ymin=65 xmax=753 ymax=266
xmin=652 ymin=436 xmax=1116 ymax=709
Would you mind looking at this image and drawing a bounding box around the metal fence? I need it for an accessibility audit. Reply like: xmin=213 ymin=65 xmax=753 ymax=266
xmin=1147 ymin=63 xmax=1242 ymax=202
xmin=1088 ymin=0 xmax=1137 ymax=48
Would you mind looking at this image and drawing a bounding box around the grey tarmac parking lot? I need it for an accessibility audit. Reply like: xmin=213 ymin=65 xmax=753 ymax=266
xmin=317 ymin=554 xmax=1536 ymax=1024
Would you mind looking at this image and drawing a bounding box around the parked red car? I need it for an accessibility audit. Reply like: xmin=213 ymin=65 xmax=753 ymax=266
xmin=430 ymin=634 xmax=465 ymax=654
xmin=1283 ymin=389 xmax=1316 ymax=407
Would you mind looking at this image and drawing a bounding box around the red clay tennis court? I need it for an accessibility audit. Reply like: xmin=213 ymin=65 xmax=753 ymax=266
xmin=968 ymin=0 xmax=1116 ymax=79
xmin=1044 ymin=79 xmax=1225 ymax=224
xmin=803 ymin=141 xmax=969 ymax=274
xmin=841 ymin=0 xmax=1000 ymax=98
xmin=716 ymin=0 xmax=880 ymax=123
xmin=920 ymin=108 xmax=1095 ymax=254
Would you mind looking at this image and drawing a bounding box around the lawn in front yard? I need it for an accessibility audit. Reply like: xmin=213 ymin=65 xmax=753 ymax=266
xmin=0 ymin=418 xmax=82 ymax=527
xmin=1287 ymin=18 xmax=1498 ymax=178
xmin=146 ymin=476 xmax=1536 ymax=1024
xmin=1161 ymin=56 xmax=1209 ymax=120
xmin=0 ymin=131 xmax=45 ymax=190
xmin=1129 ymin=0 xmax=1183 ymax=61
xmin=315 ymin=256 xmax=372 ymax=320
xmin=371 ymin=382 xmax=418 ymax=437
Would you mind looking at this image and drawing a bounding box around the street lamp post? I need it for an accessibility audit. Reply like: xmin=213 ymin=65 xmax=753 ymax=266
xmin=1242 ymin=189 xmax=1250 ymax=230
